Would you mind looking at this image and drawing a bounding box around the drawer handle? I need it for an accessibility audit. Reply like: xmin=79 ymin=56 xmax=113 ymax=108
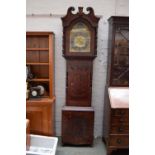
xmin=117 ymin=139 xmax=122 ymax=144
xmin=118 ymin=127 xmax=123 ymax=132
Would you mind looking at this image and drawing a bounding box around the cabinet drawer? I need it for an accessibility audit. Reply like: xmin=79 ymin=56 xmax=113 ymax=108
xmin=112 ymin=109 xmax=129 ymax=116
xmin=109 ymin=135 xmax=129 ymax=147
xmin=110 ymin=125 xmax=129 ymax=134
xmin=111 ymin=115 xmax=129 ymax=125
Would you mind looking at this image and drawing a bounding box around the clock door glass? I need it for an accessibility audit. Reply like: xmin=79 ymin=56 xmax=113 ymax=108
xmin=69 ymin=22 xmax=91 ymax=52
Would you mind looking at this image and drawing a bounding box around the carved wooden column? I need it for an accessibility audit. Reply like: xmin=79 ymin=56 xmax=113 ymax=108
xmin=61 ymin=7 xmax=100 ymax=145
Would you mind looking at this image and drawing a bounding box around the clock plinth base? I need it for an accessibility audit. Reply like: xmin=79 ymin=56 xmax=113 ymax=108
xmin=61 ymin=106 xmax=94 ymax=146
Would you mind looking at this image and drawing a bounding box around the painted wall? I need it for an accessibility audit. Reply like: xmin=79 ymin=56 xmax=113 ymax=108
xmin=26 ymin=0 xmax=129 ymax=137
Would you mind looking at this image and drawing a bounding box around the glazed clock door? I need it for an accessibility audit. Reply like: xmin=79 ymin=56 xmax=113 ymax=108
xmin=66 ymin=60 xmax=92 ymax=106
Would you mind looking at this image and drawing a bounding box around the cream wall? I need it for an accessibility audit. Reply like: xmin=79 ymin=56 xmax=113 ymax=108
xmin=26 ymin=0 xmax=129 ymax=137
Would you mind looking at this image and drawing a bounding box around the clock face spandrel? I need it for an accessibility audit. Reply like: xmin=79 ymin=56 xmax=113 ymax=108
xmin=69 ymin=22 xmax=91 ymax=53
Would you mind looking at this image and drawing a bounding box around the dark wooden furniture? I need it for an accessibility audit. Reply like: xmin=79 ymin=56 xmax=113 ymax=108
xmin=103 ymin=87 xmax=129 ymax=155
xmin=103 ymin=16 xmax=129 ymax=154
xmin=107 ymin=16 xmax=129 ymax=87
xmin=26 ymin=32 xmax=55 ymax=136
xmin=61 ymin=7 xmax=99 ymax=145
xmin=62 ymin=106 xmax=94 ymax=145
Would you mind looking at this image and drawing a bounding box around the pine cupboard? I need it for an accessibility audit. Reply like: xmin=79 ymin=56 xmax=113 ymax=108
xmin=26 ymin=32 xmax=55 ymax=136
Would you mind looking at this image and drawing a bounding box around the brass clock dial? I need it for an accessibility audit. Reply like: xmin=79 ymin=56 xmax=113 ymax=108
xmin=69 ymin=22 xmax=91 ymax=53
xmin=74 ymin=35 xmax=86 ymax=48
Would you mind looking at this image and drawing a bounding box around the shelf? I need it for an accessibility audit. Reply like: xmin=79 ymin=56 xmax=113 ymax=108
xmin=26 ymin=96 xmax=55 ymax=105
xmin=26 ymin=48 xmax=49 ymax=51
xmin=27 ymin=78 xmax=50 ymax=82
xmin=26 ymin=63 xmax=49 ymax=65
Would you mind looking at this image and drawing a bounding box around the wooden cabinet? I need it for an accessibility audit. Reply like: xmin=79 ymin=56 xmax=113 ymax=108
xmin=107 ymin=16 xmax=129 ymax=87
xmin=26 ymin=32 xmax=55 ymax=136
xmin=103 ymin=87 xmax=129 ymax=155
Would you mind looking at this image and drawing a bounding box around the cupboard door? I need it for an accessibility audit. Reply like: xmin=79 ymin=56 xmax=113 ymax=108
xmin=26 ymin=104 xmax=52 ymax=136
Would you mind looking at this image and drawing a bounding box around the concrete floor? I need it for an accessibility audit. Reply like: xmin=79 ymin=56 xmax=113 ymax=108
xmin=56 ymin=137 xmax=129 ymax=155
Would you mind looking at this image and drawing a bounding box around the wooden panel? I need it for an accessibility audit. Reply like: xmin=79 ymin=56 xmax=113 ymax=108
xmin=62 ymin=107 xmax=94 ymax=145
xmin=26 ymin=36 xmax=40 ymax=48
xmin=40 ymin=51 xmax=49 ymax=63
xmin=39 ymin=36 xmax=49 ymax=48
xmin=26 ymin=51 xmax=40 ymax=63
xmin=26 ymin=101 xmax=54 ymax=136
xmin=102 ymin=86 xmax=111 ymax=141
xmin=26 ymin=106 xmax=48 ymax=135
xmin=26 ymin=36 xmax=49 ymax=48
xmin=26 ymin=51 xmax=49 ymax=63
xmin=30 ymin=66 xmax=49 ymax=78
xmin=49 ymin=34 xmax=54 ymax=98
xmin=66 ymin=60 xmax=92 ymax=106
xmin=26 ymin=119 xmax=30 ymax=150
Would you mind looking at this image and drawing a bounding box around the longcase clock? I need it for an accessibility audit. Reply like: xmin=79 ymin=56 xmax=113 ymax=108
xmin=61 ymin=7 xmax=99 ymax=145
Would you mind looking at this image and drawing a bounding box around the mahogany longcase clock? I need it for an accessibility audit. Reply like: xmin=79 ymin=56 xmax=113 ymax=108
xmin=61 ymin=7 xmax=99 ymax=145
